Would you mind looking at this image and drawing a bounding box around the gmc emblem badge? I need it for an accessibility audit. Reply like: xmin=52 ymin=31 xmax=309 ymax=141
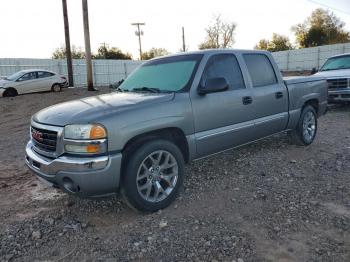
xmin=32 ymin=130 xmax=43 ymax=142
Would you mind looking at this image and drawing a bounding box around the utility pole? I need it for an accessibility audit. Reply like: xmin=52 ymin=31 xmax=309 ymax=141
xmin=62 ymin=0 xmax=74 ymax=87
xmin=100 ymin=42 xmax=107 ymax=59
xmin=182 ymin=26 xmax=186 ymax=52
xmin=131 ymin=22 xmax=145 ymax=60
xmin=82 ymin=0 xmax=95 ymax=91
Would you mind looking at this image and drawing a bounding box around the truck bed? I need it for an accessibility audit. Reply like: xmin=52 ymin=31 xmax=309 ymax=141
xmin=283 ymin=75 xmax=326 ymax=85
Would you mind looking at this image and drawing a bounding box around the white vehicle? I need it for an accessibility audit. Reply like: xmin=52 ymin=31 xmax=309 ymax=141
xmin=313 ymin=53 xmax=350 ymax=103
xmin=0 ymin=69 xmax=68 ymax=97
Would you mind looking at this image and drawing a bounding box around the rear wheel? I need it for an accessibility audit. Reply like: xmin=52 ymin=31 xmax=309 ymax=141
xmin=3 ymin=88 xmax=18 ymax=97
xmin=121 ymin=139 xmax=184 ymax=212
xmin=52 ymin=84 xmax=61 ymax=92
xmin=290 ymin=105 xmax=317 ymax=146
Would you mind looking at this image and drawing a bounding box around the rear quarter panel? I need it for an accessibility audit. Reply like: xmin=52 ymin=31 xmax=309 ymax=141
xmin=284 ymin=77 xmax=328 ymax=129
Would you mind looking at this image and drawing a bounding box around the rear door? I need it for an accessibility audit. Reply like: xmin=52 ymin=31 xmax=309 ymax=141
xmin=190 ymin=53 xmax=256 ymax=158
xmin=37 ymin=71 xmax=55 ymax=91
xmin=242 ymin=53 xmax=289 ymax=139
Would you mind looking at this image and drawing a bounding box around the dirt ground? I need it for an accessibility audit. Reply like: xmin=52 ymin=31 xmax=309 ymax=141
xmin=0 ymin=87 xmax=349 ymax=262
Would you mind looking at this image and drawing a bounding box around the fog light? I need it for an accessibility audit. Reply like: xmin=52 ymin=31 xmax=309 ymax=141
xmin=65 ymin=144 xmax=100 ymax=154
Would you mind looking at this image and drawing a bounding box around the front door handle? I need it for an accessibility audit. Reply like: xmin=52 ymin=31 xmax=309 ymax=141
xmin=275 ymin=92 xmax=283 ymax=99
xmin=242 ymin=96 xmax=253 ymax=105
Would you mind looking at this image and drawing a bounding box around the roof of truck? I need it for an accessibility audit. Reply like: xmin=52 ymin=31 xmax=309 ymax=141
xmin=328 ymin=53 xmax=350 ymax=59
xmin=152 ymin=49 xmax=270 ymax=60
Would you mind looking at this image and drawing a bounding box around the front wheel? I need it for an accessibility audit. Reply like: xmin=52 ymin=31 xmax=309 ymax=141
xmin=121 ymin=139 xmax=184 ymax=212
xmin=290 ymin=105 xmax=317 ymax=146
xmin=3 ymin=88 xmax=18 ymax=97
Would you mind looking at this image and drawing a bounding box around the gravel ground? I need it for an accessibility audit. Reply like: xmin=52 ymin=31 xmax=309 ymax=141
xmin=0 ymin=87 xmax=349 ymax=262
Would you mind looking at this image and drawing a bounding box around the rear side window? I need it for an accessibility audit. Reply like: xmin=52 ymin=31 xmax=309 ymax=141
xmin=243 ymin=54 xmax=277 ymax=87
xmin=202 ymin=54 xmax=245 ymax=90
xmin=38 ymin=71 xmax=54 ymax=78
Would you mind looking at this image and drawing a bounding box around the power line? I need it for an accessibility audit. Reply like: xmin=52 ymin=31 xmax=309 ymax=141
xmin=306 ymin=0 xmax=350 ymax=16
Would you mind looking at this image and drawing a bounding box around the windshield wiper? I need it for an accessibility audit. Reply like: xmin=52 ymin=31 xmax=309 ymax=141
xmin=132 ymin=87 xmax=160 ymax=93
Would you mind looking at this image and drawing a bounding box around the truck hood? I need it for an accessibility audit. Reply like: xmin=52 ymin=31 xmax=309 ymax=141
xmin=33 ymin=91 xmax=175 ymax=126
xmin=314 ymin=69 xmax=350 ymax=78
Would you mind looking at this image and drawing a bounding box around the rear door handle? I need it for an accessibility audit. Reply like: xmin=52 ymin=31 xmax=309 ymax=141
xmin=275 ymin=92 xmax=283 ymax=99
xmin=242 ymin=96 xmax=253 ymax=105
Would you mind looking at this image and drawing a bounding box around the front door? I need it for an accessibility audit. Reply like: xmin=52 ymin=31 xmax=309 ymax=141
xmin=15 ymin=72 xmax=38 ymax=94
xmin=190 ymin=54 xmax=256 ymax=158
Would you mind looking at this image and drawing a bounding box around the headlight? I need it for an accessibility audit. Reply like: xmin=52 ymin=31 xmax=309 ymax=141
xmin=64 ymin=124 xmax=107 ymax=154
xmin=64 ymin=124 xmax=107 ymax=140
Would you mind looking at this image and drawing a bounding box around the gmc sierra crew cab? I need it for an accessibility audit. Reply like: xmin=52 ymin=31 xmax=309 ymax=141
xmin=25 ymin=49 xmax=328 ymax=212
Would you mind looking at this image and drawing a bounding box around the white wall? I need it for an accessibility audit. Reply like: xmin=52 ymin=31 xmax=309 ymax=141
xmin=272 ymin=43 xmax=350 ymax=71
xmin=0 ymin=59 xmax=142 ymax=87
xmin=1 ymin=43 xmax=350 ymax=84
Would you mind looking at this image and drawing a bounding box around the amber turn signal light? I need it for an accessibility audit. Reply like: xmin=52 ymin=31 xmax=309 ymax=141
xmin=89 ymin=125 xmax=107 ymax=139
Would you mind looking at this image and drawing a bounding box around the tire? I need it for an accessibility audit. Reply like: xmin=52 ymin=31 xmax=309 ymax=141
xmin=121 ymin=139 xmax=185 ymax=212
xmin=3 ymin=88 xmax=18 ymax=97
xmin=290 ymin=105 xmax=317 ymax=146
xmin=52 ymin=84 xmax=61 ymax=92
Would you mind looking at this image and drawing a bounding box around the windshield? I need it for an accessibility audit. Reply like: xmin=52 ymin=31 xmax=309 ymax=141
xmin=5 ymin=71 xmax=25 ymax=81
xmin=119 ymin=54 xmax=203 ymax=92
xmin=320 ymin=55 xmax=350 ymax=71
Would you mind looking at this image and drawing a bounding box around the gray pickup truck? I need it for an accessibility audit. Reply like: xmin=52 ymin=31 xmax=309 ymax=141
xmin=25 ymin=49 xmax=327 ymax=211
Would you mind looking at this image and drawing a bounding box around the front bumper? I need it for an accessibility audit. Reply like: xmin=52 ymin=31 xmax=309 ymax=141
xmin=0 ymin=88 xmax=4 ymax=97
xmin=25 ymin=141 xmax=122 ymax=197
xmin=328 ymin=89 xmax=350 ymax=102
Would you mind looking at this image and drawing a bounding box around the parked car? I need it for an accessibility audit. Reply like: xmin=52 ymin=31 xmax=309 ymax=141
xmin=25 ymin=50 xmax=328 ymax=212
xmin=0 ymin=69 xmax=68 ymax=97
xmin=313 ymin=53 xmax=350 ymax=103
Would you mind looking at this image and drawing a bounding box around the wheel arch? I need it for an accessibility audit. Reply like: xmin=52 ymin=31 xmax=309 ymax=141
xmin=3 ymin=87 xmax=18 ymax=97
xmin=302 ymin=98 xmax=319 ymax=115
xmin=51 ymin=83 xmax=61 ymax=89
xmin=122 ymin=127 xmax=190 ymax=164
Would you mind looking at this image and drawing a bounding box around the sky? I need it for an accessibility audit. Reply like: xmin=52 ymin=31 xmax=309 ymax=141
xmin=0 ymin=0 xmax=349 ymax=59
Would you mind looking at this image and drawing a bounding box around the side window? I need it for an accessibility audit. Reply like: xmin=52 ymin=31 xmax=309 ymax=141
xmin=18 ymin=72 xmax=37 ymax=82
xmin=202 ymin=54 xmax=245 ymax=90
xmin=38 ymin=71 xmax=54 ymax=78
xmin=243 ymin=54 xmax=277 ymax=87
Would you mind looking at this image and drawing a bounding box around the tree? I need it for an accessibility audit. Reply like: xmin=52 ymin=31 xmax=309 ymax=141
xmin=292 ymin=8 xmax=350 ymax=48
xmin=199 ymin=15 xmax=237 ymax=49
xmin=142 ymin=48 xmax=170 ymax=60
xmin=255 ymin=33 xmax=293 ymax=52
xmin=52 ymin=45 xmax=85 ymax=59
xmin=255 ymin=39 xmax=269 ymax=51
xmin=94 ymin=43 xmax=132 ymax=60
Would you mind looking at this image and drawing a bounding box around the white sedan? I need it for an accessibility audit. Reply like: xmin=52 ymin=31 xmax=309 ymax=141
xmin=0 ymin=69 xmax=68 ymax=97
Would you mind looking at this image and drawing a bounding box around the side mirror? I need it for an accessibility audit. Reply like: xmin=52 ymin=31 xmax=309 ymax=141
xmin=198 ymin=77 xmax=228 ymax=95
xmin=311 ymin=67 xmax=317 ymax=75
xmin=110 ymin=79 xmax=124 ymax=89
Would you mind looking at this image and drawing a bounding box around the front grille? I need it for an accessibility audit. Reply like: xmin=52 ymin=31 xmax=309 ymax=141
xmin=327 ymin=78 xmax=349 ymax=89
xmin=31 ymin=126 xmax=57 ymax=152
